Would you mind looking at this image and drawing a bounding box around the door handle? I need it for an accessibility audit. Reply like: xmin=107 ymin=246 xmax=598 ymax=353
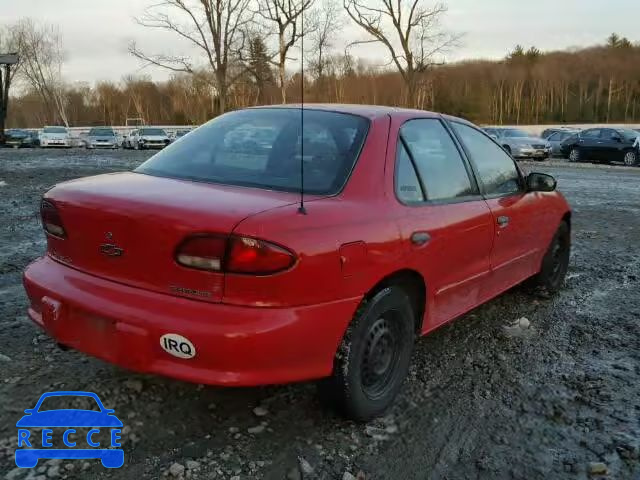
xmin=497 ymin=216 xmax=510 ymax=228
xmin=410 ymin=232 xmax=431 ymax=246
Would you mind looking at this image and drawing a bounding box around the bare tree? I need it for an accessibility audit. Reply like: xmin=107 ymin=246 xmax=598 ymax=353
xmin=130 ymin=0 xmax=254 ymax=114
xmin=256 ymin=0 xmax=315 ymax=103
xmin=307 ymin=0 xmax=343 ymax=92
xmin=344 ymin=0 xmax=460 ymax=107
xmin=13 ymin=19 xmax=69 ymax=125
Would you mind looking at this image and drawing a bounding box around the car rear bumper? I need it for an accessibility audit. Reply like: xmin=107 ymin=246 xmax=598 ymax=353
xmin=514 ymin=147 xmax=551 ymax=158
xmin=23 ymin=256 xmax=358 ymax=386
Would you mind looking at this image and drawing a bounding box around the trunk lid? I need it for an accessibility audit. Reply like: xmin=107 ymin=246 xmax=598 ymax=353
xmin=44 ymin=172 xmax=299 ymax=302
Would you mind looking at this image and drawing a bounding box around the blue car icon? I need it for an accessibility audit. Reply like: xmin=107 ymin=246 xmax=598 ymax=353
xmin=16 ymin=391 xmax=124 ymax=468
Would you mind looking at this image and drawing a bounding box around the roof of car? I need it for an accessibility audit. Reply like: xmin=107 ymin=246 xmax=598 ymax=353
xmin=249 ymin=103 xmax=446 ymax=120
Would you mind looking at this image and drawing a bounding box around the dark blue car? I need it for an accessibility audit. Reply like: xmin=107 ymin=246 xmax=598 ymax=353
xmin=15 ymin=391 xmax=124 ymax=468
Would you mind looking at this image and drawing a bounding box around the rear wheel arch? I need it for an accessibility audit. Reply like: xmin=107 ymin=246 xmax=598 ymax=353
xmin=363 ymin=269 xmax=426 ymax=334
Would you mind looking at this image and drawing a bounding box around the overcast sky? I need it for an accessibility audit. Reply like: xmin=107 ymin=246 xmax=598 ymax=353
xmin=3 ymin=0 xmax=639 ymax=85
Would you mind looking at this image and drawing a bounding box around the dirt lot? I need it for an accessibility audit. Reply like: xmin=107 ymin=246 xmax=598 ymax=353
xmin=1 ymin=148 xmax=639 ymax=480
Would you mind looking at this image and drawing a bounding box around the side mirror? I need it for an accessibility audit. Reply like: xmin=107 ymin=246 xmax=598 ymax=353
xmin=612 ymin=135 xmax=622 ymax=142
xmin=527 ymin=172 xmax=556 ymax=192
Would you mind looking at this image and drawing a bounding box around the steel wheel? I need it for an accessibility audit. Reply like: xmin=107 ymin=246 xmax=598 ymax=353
xmin=530 ymin=221 xmax=571 ymax=295
xmin=318 ymin=286 xmax=415 ymax=421
xmin=548 ymin=235 xmax=567 ymax=286
xmin=361 ymin=315 xmax=401 ymax=400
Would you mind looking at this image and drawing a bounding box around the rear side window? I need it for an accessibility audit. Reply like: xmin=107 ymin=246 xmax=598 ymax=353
xmin=396 ymin=119 xmax=474 ymax=202
xmin=136 ymin=109 xmax=369 ymax=195
xmin=581 ymin=129 xmax=601 ymax=139
xmin=451 ymin=122 xmax=522 ymax=196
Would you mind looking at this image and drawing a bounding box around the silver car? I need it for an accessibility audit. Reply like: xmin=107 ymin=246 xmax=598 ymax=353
xmin=126 ymin=127 xmax=170 ymax=150
xmin=85 ymin=127 xmax=119 ymax=149
xmin=484 ymin=127 xmax=551 ymax=160
xmin=543 ymin=129 xmax=580 ymax=157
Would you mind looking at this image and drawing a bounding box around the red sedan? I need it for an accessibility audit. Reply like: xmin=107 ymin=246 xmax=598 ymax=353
xmin=23 ymin=105 xmax=571 ymax=420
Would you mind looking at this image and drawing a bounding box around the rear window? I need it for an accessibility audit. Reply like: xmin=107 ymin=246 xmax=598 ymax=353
xmin=43 ymin=127 xmax=67 ymax=134
xmin=89 ymin=128 xmax=115 ymax=136
xmin=502 ymin=128 xmax=529 ymax=138
xmin=140 ymin=128 xmax=167 ymax=136
xmin=136 ymin=109 xmax=370 ymax=195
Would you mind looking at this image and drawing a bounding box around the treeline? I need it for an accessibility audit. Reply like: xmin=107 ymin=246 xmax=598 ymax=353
xmin=7 ymin=35 xmax=640 ymax=128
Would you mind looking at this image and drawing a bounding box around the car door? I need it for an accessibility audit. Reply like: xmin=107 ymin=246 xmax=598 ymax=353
xmin=600 ymin=128 xmax=625 ymax=162
xmin=578 ymin=128 xmax=602 ymax=160
xmin=450 ymin=121 xmax=545 ymax=297
xmin=547 ymin=131 xmax=566 ymax=155
xmin=391 ymin=117 xmax=495 ymax=330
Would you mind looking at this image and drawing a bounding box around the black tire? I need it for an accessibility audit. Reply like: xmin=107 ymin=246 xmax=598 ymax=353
xmin=530 ymin=221 xmax=570 ymax=295
xmin=568 ymin=147 xmax=581 ymax=163
xmin=317 ymin=286 xmax=415 ymax=421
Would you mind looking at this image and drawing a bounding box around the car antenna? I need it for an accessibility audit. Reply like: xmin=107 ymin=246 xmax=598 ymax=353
xmin=297 ymin=6 xmax=307 ymax=215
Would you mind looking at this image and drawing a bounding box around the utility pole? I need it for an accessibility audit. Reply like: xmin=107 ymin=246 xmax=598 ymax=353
xmin=0 ymin=53 xmax=19 ymax=145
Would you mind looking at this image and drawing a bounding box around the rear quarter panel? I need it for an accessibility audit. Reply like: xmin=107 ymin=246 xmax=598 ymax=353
xmin=225 ymin=115 xmax=407 ymax=308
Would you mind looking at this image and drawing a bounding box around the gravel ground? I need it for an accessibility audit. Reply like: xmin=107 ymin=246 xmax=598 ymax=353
xmin=1 ymin=149 xmax=639 ymax=480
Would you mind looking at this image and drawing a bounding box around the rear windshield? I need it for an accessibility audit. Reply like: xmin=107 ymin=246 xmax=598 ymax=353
xmin=140 ymin=128 xmax=166 ymax=136
xmin=501 ymin=128 xmax=529 ymax=138
xmin=89 ymin=128 xmax=115 ymax=136
xmin=43 ymin=127 xmax=68 ymax=134
xmin=8 ymin=130 xmax=28 ymax=137
xmin=136 ymin=108 xmax=370 ymax=195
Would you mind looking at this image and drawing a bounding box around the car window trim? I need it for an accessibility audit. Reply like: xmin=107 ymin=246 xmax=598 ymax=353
xmin=393 ymin=117 xmax=483 ymax=207
xmin=447 ymin=120 xmax=526 ymax=200
xmin=397 ymin=135 xmax=428 ymax=202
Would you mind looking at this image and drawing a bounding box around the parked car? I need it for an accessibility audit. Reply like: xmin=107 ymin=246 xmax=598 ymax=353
xmin=4 ymin=129 xmax=36 ymax=148
xmin=540 ymin=127 xmax=580 ymax=139
xmin=40 ymin=126 xmax=72 ymax=148
xmin=121 ymin=130 xmax=136 ymax=149
xmin=127 ymin=127 xmax=170 ymax=150
xmin=544 ymin=129 xmax=581 ymax=157
xmin=85 ymin=127 xmax=119 ymax=149
xmin=171 ymin=129 xmax=191 ymax=142
xmin=28 ymin=130 xmax=41 ymax=147
xmin=560 ymin=127 xmax=639 ymax=166
xmin=24 ymin=105 xmax=571 ymax=420
xmin=484 ymin=127 xmax=552 ymax=160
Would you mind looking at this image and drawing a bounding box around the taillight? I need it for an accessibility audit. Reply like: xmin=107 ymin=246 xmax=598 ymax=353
xmin=175 ymin=235 xmax=227 ymax=271
xmin=40 ymin=200 xmax=66 ymax=238
xmin=226 ymin=236 xmax=296 ymax=274
xmin=175 ymin=235 xmax=296 ymax=275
